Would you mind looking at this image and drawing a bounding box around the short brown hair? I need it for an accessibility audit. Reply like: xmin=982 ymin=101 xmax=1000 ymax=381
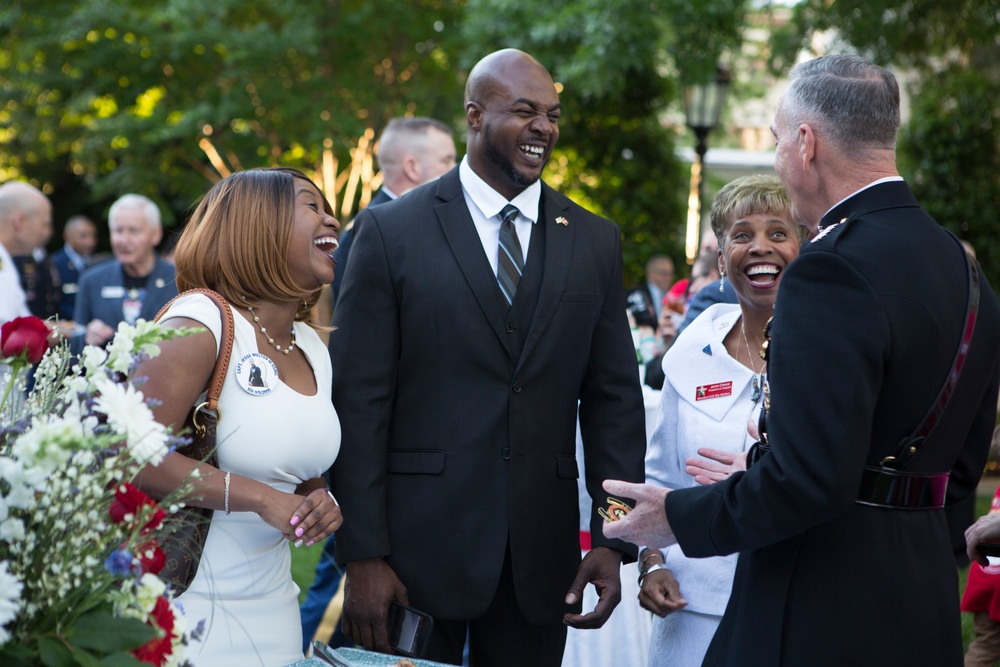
xmin=174 ymin=167 xmax=333 ymax=324
xmin=709 ymin=174 xmax=809 ymax=249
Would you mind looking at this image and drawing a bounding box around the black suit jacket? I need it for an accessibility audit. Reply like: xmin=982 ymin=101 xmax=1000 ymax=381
xmin=667 ymin=181 xmax=1000 ymax=666
xmin=330 ymin=167 xmax=646 ymax=623
xmin=330 ymin=187 xmax=394 ymax=305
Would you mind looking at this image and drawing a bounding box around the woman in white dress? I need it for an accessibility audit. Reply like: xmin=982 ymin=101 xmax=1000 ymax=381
xmin=136 ymin=167 xmax=343 ymax=666
xmin=640 ymin=175 xmax=809 ymax=666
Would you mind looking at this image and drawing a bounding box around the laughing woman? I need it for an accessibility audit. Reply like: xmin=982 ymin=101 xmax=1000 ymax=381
xmin=639 ymin=175 xmax=810 ymax=666
xmin=135 ymin=168 xmax=343 ymax=666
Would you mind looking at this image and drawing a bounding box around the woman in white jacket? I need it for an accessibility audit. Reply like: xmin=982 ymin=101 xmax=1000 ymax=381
xmin=640 ymin=174 xmax=809 ymax=666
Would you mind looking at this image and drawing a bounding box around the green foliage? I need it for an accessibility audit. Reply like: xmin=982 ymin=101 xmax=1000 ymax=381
xmin=899 ymin=67 xmax=1000 ymax=284
xmin=0 ymin=0 xmax=467 ymax=224
xmin=767 ymin=0 xmax=1000 ymax=285
xmin=0 ymin=0 xmax=753 ymax=283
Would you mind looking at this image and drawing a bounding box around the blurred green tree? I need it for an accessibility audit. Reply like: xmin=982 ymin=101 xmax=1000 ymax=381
xmin=769 ymin=0 xmax=1000 ymax=283
xmin=0 ymin=0 xmax=752 ymax=284
xmin=0 ymin=0 xmax=467 ymax=226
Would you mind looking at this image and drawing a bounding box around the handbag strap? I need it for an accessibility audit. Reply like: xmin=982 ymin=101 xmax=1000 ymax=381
xmin=882 ymin=241 xmax=980 ymax=469
xmin=154 ymin=288 xmax=235 ymax=412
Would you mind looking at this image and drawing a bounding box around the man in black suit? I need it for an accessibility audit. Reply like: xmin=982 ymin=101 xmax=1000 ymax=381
xmin=330 ymin=49 xmax=646 ymax=666
xmin=329 ymin=117 xmax=457 ymax=307
xmin=50 ymin=215 xmax=97 ymax=322
xmin=605 ymin=54 xmax=1000 ymax=666
xmin=304 ymin=116 xmax=456 ymax=654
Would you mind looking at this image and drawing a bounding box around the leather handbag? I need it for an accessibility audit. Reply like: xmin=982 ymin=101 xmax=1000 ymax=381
xmin=154 ymin=288 xmax=235 ymax=594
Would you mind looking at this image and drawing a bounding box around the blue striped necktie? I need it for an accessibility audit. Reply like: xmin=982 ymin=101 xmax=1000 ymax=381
xmin=496 ymin=204 xmax=524 ymax=306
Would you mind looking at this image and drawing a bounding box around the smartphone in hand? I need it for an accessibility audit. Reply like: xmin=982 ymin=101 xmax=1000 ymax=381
xmin=387 ymin=602 xmax=434 ymax=658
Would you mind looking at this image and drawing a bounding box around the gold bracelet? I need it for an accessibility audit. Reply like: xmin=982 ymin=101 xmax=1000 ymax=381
xmin=640 ymin=550 xmax=664 ymax=570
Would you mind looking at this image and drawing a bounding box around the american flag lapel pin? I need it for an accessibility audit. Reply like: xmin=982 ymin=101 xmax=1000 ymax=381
xmin=555 ymin=216 xmax=568 ymax=226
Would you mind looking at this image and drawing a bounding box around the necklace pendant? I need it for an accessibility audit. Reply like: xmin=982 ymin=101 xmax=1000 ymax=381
xmin=751 ymin=373 xmax=762 ymax=401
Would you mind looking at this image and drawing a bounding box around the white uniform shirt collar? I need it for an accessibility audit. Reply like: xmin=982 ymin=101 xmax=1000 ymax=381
xmin=380 ymin=186 xmax=399 ymax=201
xmin=824 ymin=176 xmax=904 ymax=220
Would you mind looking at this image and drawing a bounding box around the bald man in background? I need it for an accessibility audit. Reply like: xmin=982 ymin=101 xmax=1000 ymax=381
xmin=0 ymin=181 xmax=51 ymax=327
xmin=329 ymin=117 xmax=457 ymax=308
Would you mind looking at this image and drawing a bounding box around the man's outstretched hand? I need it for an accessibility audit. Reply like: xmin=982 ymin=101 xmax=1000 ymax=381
xmin=600 ymin=479 xmax=675 ymax=549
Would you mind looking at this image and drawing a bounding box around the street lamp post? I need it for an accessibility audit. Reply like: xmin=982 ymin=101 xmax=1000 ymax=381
xmin=683 ymin=65 xmax=731 ymax=262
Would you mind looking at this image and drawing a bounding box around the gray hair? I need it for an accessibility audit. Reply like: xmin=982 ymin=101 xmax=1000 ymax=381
xmin=108 ymin=194 xmax=161 ymax=230
xmin=376 ymin=117 xmax=453 ymax=172
xmin=783 ymin=54 xmax=899 ymax=153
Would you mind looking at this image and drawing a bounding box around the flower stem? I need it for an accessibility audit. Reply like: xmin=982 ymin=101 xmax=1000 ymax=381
xmin=0 ymin=359 xmax=25 ymax=418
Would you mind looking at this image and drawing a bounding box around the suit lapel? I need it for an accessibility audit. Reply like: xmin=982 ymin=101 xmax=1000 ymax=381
xmin=516 ymin=185 xmax=573 ymax=373
xmin=433 ymin=173 xmax=517 ymax=359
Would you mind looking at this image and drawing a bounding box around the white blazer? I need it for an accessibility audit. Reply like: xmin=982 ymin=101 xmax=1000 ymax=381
xmin=645 ymin=302 xmax=764 ymax=615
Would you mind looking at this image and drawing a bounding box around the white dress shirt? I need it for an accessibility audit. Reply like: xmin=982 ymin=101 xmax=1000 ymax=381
xmin=459 ymin=156 xmax=539 ymax=274
xmin=0 ymin=240 xmax=30 ymax=326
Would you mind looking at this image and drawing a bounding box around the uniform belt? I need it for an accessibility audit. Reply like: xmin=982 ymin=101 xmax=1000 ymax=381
xmin=856 ymin=466 xmax=948 ymax=509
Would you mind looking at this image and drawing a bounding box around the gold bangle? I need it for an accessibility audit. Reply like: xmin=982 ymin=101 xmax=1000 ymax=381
xmin=640 ymin=550 xmax=664 ymax=569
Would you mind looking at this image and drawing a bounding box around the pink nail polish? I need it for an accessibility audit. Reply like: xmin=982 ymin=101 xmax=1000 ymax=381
xmin=295 ymin=527 xmax=304 ymax=537
xmin=290 ymin=516 xmax=299 ymax=526
xmin=306 ymin=540 xmax=315 ymax=547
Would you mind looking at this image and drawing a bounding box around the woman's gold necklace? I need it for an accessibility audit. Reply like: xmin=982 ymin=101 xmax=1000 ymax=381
xmin=245 ymin=302 xmax=297 ymax=355
xmin=741 ymin=322 xmax=767 ymax=401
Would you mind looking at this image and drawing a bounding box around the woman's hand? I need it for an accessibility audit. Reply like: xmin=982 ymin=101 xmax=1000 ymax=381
xmin=638 ymin=567 xmax=687 ymax=617
xmin=685 ymin=448 xmax=747 ymax=485
xmin=289 ymin=487 xmax=343 ymax=547
xmin=255 ymin=486 xmax=342 ymax=546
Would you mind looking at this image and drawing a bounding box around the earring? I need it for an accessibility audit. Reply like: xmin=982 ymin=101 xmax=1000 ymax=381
xmin=719 ymin=275 xmax=726 ymax=293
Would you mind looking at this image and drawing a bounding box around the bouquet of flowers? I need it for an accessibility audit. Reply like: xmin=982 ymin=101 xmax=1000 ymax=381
xmin=0 ymin=315 xmax=202 ymax=667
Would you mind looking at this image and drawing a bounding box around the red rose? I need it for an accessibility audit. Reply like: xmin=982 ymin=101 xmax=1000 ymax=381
xmin=0 ymin=316 xmax=49 ymax=364
xmin=109 ymin=483 xmax=166 ymax=534
xmin=133 ymin=596 xmax=177 ymax=667
xmin=136 ymin=541 xmax=166 ymax=575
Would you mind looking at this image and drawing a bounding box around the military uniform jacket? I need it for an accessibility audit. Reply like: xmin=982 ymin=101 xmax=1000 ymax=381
xmin=667 ymin=181 xmax=1000 ymax=666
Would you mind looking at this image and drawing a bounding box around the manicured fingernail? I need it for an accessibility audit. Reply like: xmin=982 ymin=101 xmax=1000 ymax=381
xmin=294 ymin=539 xmax=304 ymax=548
xmin=565 ymin=593 xmax=577 ymax=604
xmin=290 ymin=516 xmax=300 ymax=526
xmin=295 ymin=527 xmax=304 ymax=537
xmin=306 ymin=540 xmax=315 ymax=547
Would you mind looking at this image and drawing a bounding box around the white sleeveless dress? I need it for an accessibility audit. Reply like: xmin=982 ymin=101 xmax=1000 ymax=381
xmin=164 ymin=293 xmax=340 ymax=667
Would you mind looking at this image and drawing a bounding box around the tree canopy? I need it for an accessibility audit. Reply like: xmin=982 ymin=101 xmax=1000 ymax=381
xmin=0 ymin=0 xmax=753 ymax=283
xmin=771 ymin=0 xmax=1000 ymax=283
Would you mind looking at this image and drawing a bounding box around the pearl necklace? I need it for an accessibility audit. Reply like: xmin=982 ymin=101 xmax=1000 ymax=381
xmin=245 ymin=303 xmax=297 ymax=355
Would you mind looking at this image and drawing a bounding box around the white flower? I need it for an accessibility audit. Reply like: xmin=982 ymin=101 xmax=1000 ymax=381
xmin=92 ymin=376 xmax=168 ymax=466
xmin=9 ymin=421 xmax=75 ymax=483
xmin=0 ymin=560 xmax=23 ymax=645
xmin=0 ymin=519 xmax=24 ymax=543
xmin=135 ymin=573 xmax=166 ymax=613
xmin=78 ymin=345 xmax=109 ymax=379
xmin=105 ymin=325 xmax=136 ymax=374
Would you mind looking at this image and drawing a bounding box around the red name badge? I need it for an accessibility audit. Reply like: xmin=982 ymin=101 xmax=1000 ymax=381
xmin=696 ymin=381 xmax=733 ymax=401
